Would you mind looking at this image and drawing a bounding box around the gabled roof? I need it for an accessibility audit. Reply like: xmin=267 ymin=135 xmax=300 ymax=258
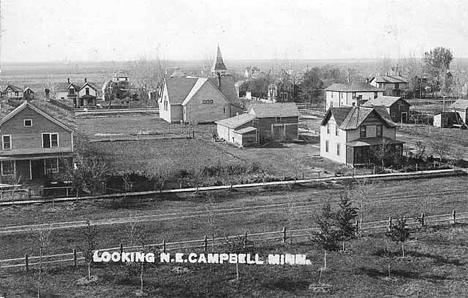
xmin=68 ymin=83 xmax=80 ymax=90
xmin=450 ymin=99 xmax=468 ymax=110
xmin=182 ymin=78 xmax=210 ymax=106
xmin=80 ymin=82 xmax=99 ymax=91
xmin=371 ymin=75 xmax=408 ymax=84
xmin=4 ymin=85 xmax=22 ymax=92
xmin=0 ymin=101 xmax=75 ymax=132
xmin=208 ymin=76 xmax=242 ymax=107
xmin=321 ymin=106 xmax=396 ymax=130
xmin=363 ymin=96 xmax=411 ymax=108
xmin=211 ymin=45 xmax=228 ymax=72
xmin=164 ymin=77 xmax=198 ymax=105
xmin=235 ymin=126 xmax=257 ymax=134
xmin=326 ymin=82 xmax=384 ymax=92
xmin=215 ymin=113 xmax=256 ymax=129
xmin=23 ymin=87 xmax=34 ymax=93
xmin=249 ymin=102 xmax=301 ymax=118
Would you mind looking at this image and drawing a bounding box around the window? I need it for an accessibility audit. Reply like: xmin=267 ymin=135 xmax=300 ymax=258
xmin=325 ymin=140 xmax=329 ymax=152
xmin=85 ymin=87 xmax=90 ymax=95
xmin=395 ymin=83 xmax=399 ymax=89
xmin=24 ymin=119 xmax=33 ymax=127
xmin=69 ymin=88 xmax=75 ymax=95
xmin=15 ymin=91 xmax=19 ymax=96
xmin=1 ymin=160 xmax=14 ymax=175
xmin=352 ymin=92 xmax=356 ymax=98
xmin=42 ymin=133 xmax=59 ymax=148
xmin=276 ymin=117 xmax=282 ymax=123
xmin=374 ymin=92 xmax=378 ymax=99
xmin=202 ymin=99 xmax=213 ymax=104
xmin=164 ymin=101 xmax=168 ymax=111
xmin=376 ymin=125 xmax=383 ymax=137
xmin=331 ymin=92 xmax=333 ymax=98
xmin=2 ymin=135 xmax=11 ymax=150
xmin=337 ymin=143 xmax=340 ymax=156
xmin=360 ymin=126 xmax=366 ymax=138
xmin=252 ymin=119 xmax=258 ymax=126
xmin=45 ymin=158 xmax=59 ymax=174
xmin=335 ymin=125 xmax=339 ymax=136
xmin=340 ymin=92 xmax=343 ymax=99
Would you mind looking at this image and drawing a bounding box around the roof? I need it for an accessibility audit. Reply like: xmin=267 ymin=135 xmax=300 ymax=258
xmin=371 ymin=75 xmax=408 ymax=84
xmin=450 ymin=99 xmax=468 ymax=110
xmin=80 ymin=82 xmax=99 ymax=91
xmin=55 ymin=82 xmax=70 ymax=92
xmin=182 ymin=78 xmax=210 ymax=106
xmin=208 ymin=76 xmax=242 ymax=107
xmin=23 ymin=87 xmax=34 ymax=93
xmin=215 ymin=113 xmax=256 ymax=129
xmin=211 ymin=45 xmax=228 ymax=72
xmin=235 ymin=126 xmax=257 ymax=134
xmin=363 ymin=96 xmax=411 ymax=107
xmin=4 ymin=85 xmax=22 ymax=92
xmin=346 ymin=137 xmax=404 ymax=147
xmin=0 ymin=101 xmax=75 ymax=131
xmin=326 ymin=82 xmax=384 ymax=92
xmin=164 ymin=77 xmax=198 ymax=105
xmin=0 ymin=148 xmax=74 ymax=158
xmin=249 ymin=102 xmax=301 ymax=118
xmin=321 ymin=106 xmax=396 ymax=130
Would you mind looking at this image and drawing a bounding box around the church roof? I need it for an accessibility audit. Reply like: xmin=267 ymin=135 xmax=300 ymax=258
xmin=211 ymin=45 xmax=228 ymax=73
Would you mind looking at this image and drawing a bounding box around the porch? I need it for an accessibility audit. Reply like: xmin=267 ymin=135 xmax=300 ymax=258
xmin=345 ymin=137 xmax=404 ymax=167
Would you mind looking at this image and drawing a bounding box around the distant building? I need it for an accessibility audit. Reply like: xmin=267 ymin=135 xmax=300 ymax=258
xmin=325 ymin=82 xmax=384 ymax=109
xmin=23 ymin=88 xmax=35 ymax=101
xmin=320 ymin=106 xmax=403 ymax=166
xmin=369 ymin=74 xmax=408 ymax=97
xmin=55 ymin=78 xmax=98 ymax=107
xmin=433 ymin=112 xmax=461 ymax=128
xmin=211 ymin=45 xmax=228 ymax=75
xmin=4 ymin=85 xmax=24 ymax=100
xmin=363 ymin=96 xmax=411 ymax=123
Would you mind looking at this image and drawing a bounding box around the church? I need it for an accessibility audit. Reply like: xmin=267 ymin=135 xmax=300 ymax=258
xmin=158 ymin=46 xmax=244 ymax=124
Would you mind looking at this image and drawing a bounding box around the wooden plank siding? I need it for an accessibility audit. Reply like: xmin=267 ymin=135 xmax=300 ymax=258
xmin=257 ymin=116 xmax=298 ymax=142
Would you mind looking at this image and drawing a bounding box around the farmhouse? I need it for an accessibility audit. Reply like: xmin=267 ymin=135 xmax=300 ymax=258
xmin=449 ymin=99 xmax=468 ymax=125
xmin=215 ymin=102 xmax=300 ymax=146
xmin=363 ymin=96 xmax=411 ymax=123
xmin=4 ymin=85 xmax=24 ymax=100
xmin=369 ymin=73 xmax=408 ymax=97
xmin=320 ymin=106 xmax=403 ymax=166
xmin=55 ymin=78 xmax=98 ymax=107
xmin=0 ymin=101 xmax=75 ymax=183
xmin=325 ymin=82 xmax=384 ymax=109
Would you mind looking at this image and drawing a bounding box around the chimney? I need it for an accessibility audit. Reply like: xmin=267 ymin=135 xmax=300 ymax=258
xmin=67 ymin=78 xmax=70 ymax=84
xmin=45 ymin=89 xmax=50 ymax=101
xmin=84 ymin=78 xmax=87 ymax=83
xmin=366 ymin=78 xmax=369 ymax=84
xmin=217 ymin=72 xmax=221 ymax=90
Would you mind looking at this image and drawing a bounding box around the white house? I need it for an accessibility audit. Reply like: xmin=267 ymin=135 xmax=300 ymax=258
xmin=325 ymin=82 xmax=384 ymax=110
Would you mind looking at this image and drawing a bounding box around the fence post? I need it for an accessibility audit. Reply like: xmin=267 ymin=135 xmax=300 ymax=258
xmin=420 ymin=213 xmax=425 ymax=226
xmin=204 ymin=235 xmax=208 ymax=253
xmin=120 ymin=243 xmax=124 ymax=255
xmin=163 ymin=239 xmax=166 ymax=253
xmin=73 ymin=249 xmax=77 ymax=267
xmin=387 ymin=217 xmax=392 ymax=231
xmin=25 ymin=254 xmax=29 ymax=272
xmin=282 ymin=227 xmax=287 ymax=243
xmin=452 ymin=210 xmax=456 ymax=224
xmin=355 ymin=219 xmax=359 ymax=236
xmin=243 ymin=231 xmax=248 ymax=248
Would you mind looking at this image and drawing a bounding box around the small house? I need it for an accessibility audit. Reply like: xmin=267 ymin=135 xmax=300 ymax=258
xmin=363 ymin=96 xmax=411 ymax=123
xmin=450 ymin=99 xmax=468 ymax=125
xmin=215 ymin=113 xmax=258 ymax=147
xmin=433 ymin=112 xmax=462 ymax=128
xmin=325 ymin=82 xmax=384 ymax=109
xmin=4 ymin=85 xmax=24 ymax=100
xmin=369 ymin=74 xmax=408 ymax=97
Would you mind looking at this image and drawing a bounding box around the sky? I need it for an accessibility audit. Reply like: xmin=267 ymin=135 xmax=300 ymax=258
xmin=2 ymin=0 xmax=468 ymax=62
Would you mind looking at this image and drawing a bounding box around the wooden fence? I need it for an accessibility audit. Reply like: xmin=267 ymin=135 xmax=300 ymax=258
xmin=1 ymin=210 xmax=468 ymax=271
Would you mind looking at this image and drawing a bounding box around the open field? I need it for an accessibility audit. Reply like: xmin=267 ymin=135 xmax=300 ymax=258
xmin=1 ymin=221 xmax=468 ymax=297
xmin=0 ymin=176 xmax=467 ymax=260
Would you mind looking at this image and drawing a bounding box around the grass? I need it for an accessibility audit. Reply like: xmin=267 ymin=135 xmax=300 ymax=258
xmin=1 ymin=224 xmax=468 ymax=297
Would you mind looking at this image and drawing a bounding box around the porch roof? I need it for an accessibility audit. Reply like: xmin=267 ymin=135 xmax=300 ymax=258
xmin=0 ymin=149 xmax=74 ymax=160
xmin=234 ymin=126 xmax=257 ymax=134
xmin=346 ymin=137 xmax=404 ymax=148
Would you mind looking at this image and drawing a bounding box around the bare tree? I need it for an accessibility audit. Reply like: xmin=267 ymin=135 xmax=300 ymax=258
xmin=36 ymin=226 xmax=52 ymax=298
xmin=349 ymin=179 xmax=378 ymax=234
xmin=429 ymin=134 xmax=452 ymax=166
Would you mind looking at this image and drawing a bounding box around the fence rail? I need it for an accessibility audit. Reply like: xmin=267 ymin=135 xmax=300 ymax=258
xmin=1 ymin=210 xmax=467 ymax=271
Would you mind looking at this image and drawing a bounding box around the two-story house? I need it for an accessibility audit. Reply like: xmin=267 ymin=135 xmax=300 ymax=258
xmin=0 ymin=101 xmax=75 ymax=183
xmin=325 ymin=82 xmax=384 ymax=109
xmin=320 ymin=106 xmax=403 ymax=166
xmin=363 ymin=96 xmax=411 ymax=123
xmin=55 ymin=78 xmax=98 ymax=107
xmin=369 ymin=74 xmax=408 ymax=97
xmin=215 ymin=102 xmax=300 ymax=146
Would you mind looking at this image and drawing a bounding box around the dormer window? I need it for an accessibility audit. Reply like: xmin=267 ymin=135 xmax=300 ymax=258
xmin=24 ymin=119 xmax=33 ymax=127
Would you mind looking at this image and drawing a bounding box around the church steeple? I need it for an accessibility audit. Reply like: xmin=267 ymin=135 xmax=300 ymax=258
xmin=211 ymin=45 xmax=228 ymax=74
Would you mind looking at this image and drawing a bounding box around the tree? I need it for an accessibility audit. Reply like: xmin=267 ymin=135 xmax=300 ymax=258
xmin=385 ymin=216 xmax=411 ymax=258
xmin=299 ymin=67 xmax=324 ymax=104
xmin=424 ymin=47 xmax=453 ymax=95
xmin=335 ymin=193 xmax=358 ymax=248
xmin=311 ymin=203 xmax=340 ymax=252
xmin=82 ymin=219 xmax=98 ymax=281
xmin=369 ymin=139 xmax=393 ymax=169
xmin=350 ymin=178 xmax=378 ymax=234
xmin=400 ymin=55 xmax=424 ymax=98
xmin=128 ymin=55 xmax=166 ymax=104
xmin=429 ymin=134 xmax=452 ymax=166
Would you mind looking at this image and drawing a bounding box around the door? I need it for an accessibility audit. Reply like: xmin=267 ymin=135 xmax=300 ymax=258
xmin=31 ymin=160 xmax=44 ymax=180
xmin=401 ymin=112 xmax=407 ymax=123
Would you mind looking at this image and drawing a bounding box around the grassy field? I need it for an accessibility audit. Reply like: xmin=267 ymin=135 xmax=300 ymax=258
xmin=1 ymin=222 xmax=467 ymax=297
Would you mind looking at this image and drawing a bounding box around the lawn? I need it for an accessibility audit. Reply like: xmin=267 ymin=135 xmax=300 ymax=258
xmin=1 ymin=223 xmax=467 ymax=297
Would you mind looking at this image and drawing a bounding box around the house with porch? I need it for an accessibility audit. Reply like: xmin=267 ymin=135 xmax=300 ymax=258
xmin=325 ymin=82 xmax=384 ymax=109
xmin=4 ymin=85 xmax=24 ymax=100
xmin=320 ymin=106 xmax=403 ymax=167
xmin=363 ymin=96 xmax=411 ymax=123
xmin=0 ymin=101 xmax=75 ymax=184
